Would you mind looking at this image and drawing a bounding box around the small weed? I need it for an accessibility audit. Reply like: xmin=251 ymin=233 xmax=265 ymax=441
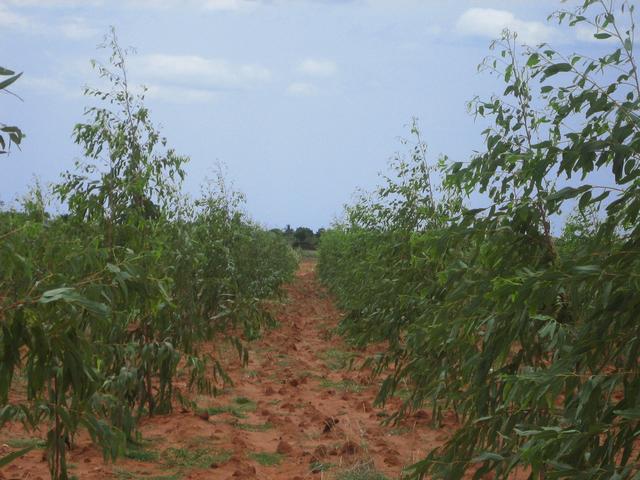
xmin=321 ymin=348 xmax=356 ymax=371
xmin=235 ymin=422 xmax=273 ymax=432
xmin=125 ymin=444 xmax=160 ymax=462
xmin=113 ymin=469 xmax=181 ymax=480
xmin=162 ymin=448 xmax=231 ymax=469
xmin=199 ymin=396 xmax=257 ymax=419
xmin=320 ymin=378 xmax=364 ymax=393
xmin=311 ymin=460 xmax=333 ymax=473
xmin=249 ymin=452 xmax=283 ymax=466
xmin=333 ymin=461 xmax=390 ymax=480
xmin=276 ymin=355 xmax=292 ymax=367
xmin=388 ymin=426 xmax=411 ymax=436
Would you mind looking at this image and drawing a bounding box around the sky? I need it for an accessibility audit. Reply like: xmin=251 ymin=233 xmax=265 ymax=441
xmin=0 ymin=0 xmax=613 ymax=230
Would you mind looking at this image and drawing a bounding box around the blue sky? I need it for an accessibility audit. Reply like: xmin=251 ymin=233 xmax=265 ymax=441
xmin=1 ymin=0 xmax=609 ymax=229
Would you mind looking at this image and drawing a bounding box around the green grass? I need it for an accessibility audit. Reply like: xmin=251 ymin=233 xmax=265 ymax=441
xmin=387 ymin=425 xmax=412 ymax=435
xmin=235 ymin=422 xmax=273 ymax=432
xmin=249 ymin=452 xmax=284 ymax=466
xmin=113 ymin=469 xmax=181 ymax=480
xmin=320 ymin=378 xmax=364 ymax=392
xmin=199 ymin=396 xmax=257 ymax=419
xmin=321 ymin=348 xmax=357 ymax=371
xmin=332 ymin=462 xmax=390 ymax=480
xmin=125 ymin=444 xmax=160 ymax=462
xmin=311 ymin=461 xmax=334 ymax=473
xmin=276 ymin=354 xmax=292 ymax=367
xmin=162 ymin=447 xmax=232 ymax=469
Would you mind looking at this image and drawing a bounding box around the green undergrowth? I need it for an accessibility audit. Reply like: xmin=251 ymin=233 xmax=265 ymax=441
xmin=113 ymin=469 xmax=182 ymax=480
xmin=162 ymin=447 xmax=232 ymax=469
xmin=249 ymin=451 xmax=284 ymax=466
xmin=321 ymin=348 xmax=357 ymax=371
xmin=332 ymin=462 xmax=390 ymax=480
xmin=235 ymin=422 xmax=273 ymax=432
xmin=198 ymin=396 xmax=257 ymax=419
xmin=320 ymin=378 xmax=364 ymax=393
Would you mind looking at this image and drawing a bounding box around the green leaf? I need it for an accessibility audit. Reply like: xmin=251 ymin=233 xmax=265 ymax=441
xmin=0 ymin=445 xmax=36 ymax=468
xmin=527 ymin=53 xmax=540 ymax=67
xmin=0 ymin=72 xmax=22 ymax=91
xmin=39 ymin=287 xmax=109 ymax=316
xmin=546 ymin=185 xmax=591 ymax=203
xmin=472 ymin=452 xmax=505 ymax=462
xmin=542 ymin=63 xmax=572 ymax=80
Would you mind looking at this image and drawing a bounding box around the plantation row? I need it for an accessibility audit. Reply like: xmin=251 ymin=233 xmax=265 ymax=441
xmin=318 ymin=1 xmax=640 ymax=479
xmin=0 ymin=31 xmax=297 ymax=479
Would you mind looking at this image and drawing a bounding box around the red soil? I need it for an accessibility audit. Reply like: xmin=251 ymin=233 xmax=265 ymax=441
xmin=0 ymin=260 xmax=455 ymax=479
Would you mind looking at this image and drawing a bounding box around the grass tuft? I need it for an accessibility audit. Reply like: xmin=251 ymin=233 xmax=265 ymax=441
xmin=235 ymin=422 xmax=273 ymax=432
xmin=113 ymin=469 xmax=181 ymax=480
xmin=333 ymin=461 xmax=390 ymax=480
xmin=320 ymin=378 xmax=364 ymax=392
xmin=125 ymin=445 xmax=160 ymax=462
xmin=249 ymin=451 xmax=283 ymax=466
xmin=199 ymin=396 xmax=257 ymax=419
xmin=162 ymin=447 xmax=231 ymax=469
xmin=321 ymin=348 xmax=356 ymax=371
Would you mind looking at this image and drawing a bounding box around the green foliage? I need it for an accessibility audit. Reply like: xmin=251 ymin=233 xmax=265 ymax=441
xmin=249 ymin=451 xmax=283 ymax=466
xmin=235 ymin=421 xmax=273 ymax=432
xmin=162 ymin=447 xmax=231 ymax=469
xmin=319 ymin=2 xmax=640 ymax=478
xmin=0 ymin=29 xmax=297 ymax=480
xmin=332 ymin=462 xmax=389 ymax=480
xmin=0 ymin=65 xmax=24 ymax=154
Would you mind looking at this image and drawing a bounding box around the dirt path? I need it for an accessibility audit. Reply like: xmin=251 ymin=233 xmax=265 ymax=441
xmin=1 ymin=260 xmax=454 ymax=479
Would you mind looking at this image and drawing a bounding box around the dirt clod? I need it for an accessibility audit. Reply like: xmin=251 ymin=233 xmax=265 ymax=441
xmin=322 ymin=416 xmax=339 ymax=433
xmin=277 ymin=439 xmax=293 ymax=454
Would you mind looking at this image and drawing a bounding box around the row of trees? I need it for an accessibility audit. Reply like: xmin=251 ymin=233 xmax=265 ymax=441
xmin=319 ymin=1 xmax=640 ymax=478
xmin=273 ymin=225 xmax=325 ymax=250
xmin=0 ymin=29 xmax=297 ymax=479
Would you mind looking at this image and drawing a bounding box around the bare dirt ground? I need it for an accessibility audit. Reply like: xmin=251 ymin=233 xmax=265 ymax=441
xmin=1 ymin=260 xmax=456 ymax=479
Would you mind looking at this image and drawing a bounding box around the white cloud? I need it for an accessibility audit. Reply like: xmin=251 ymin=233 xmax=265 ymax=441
xmin=19 ymin=75 xmax=81 ymax=98
xmin=0 ymin=4 xmax=32 ymax=29
xmin=287 ymin=82 xmax=318 ymax=96
xmin=297 ymin=58 xmax=338 ymax=77
xmin=202 ymin=0 xmax=258 ymax=11
xmin=119 ymin=0 xmax=258 ymax=11
xmin=574 ymin=24 xmax=617 ymax=44
xmin=143 ymin=84 xmax=219 ymax=103
xmin=7 ymin=0 xmax=259 ymax=11
xmin=456 ymin=8 xmax=556 ymax=45
xmin=132 ymin=54 xmax=271 ymax=90
xmin=0 ymin=4 xmax=97 ymax=38
xmin=6 ymin=0 xmax=101 ymax=6
xmin=58 ymin=17 xmax=100 ymax=39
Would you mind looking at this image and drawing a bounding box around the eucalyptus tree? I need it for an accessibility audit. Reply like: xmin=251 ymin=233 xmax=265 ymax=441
xmin=0 ymin=66 xmax=23 ymax=154
xmin=319 ymin=1 xmax=640 ymax=478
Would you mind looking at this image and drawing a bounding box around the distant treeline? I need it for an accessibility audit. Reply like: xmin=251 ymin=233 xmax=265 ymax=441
xmin=271 ymin=225 xmax=325 ymax=250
